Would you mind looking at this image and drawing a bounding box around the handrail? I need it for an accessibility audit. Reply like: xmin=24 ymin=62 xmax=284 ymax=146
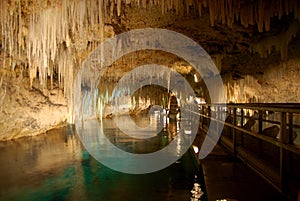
xmin=185 ymin=108 xmax=300 ymax=154
xmin=202 ymin=103 xmax=300 ymax=113
xmin=198 ymin=112 xmax=300 ymax=154
xmin=186 ymin=103 xmax=300 ymax=200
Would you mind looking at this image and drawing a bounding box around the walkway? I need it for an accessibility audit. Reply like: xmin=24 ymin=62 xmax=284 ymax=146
xmin=194 ymin=130 xmax=287 ymax=201
xmin=201 ymin=143 xmax=287 ymax=201
xmin=192 ymin=103 xmax=300 ymax=200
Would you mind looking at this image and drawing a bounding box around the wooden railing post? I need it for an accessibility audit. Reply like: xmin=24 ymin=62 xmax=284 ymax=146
xmin=258 ymin=110 xmax=263 ymax=154
xmin=241 ymin=109 xmax=244 ymax=146
xmin=200 ymin=105 xmax=204 ymax=129
xmin=288 ymin=112 xmax=294 ymax=181
xmin=240 ymin=108 xmax=244 ymax=126
xmin=216 ymin=106 xmax=220 ymax=134
xmin=288 ymin=112 xmax=293 ymax=144
xmin=280 ymin=112 xmax=287 ymax=193
xmin=208 ymin=105 xmax=211 ymax=127
xmin=232 ymin=108 xmax=237 ymax=156
xmin=258 ymin=110 xmax=263 ymax=134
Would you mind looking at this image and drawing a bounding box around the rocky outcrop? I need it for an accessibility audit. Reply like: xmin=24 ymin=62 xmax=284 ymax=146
xmin=0 ymin=71 xmax=68 ymax=140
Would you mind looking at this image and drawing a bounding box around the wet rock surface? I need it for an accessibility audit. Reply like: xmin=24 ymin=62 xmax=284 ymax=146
xmin=0 ymin=75 xmax=68 ymax=140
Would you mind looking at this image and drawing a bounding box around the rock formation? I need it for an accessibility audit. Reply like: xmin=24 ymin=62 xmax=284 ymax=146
xmin=1 ymin=0 xmax=300 ymax=139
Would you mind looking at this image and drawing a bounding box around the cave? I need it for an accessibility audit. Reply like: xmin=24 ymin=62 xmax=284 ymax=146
xmin=0 ymin=0 xmax=300 ymax=201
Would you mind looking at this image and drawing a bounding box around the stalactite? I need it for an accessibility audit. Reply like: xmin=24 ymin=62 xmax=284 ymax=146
xmin=175 ymin=0 xmax=179 ymax=15
xmin=198 ymin=0 xmax=202 ymax=16
xmin=99 ymin=0 xmax=104 ymax=42
xmin=220 ymin=0 xmax=226 ymax=24
xmin=208 ymin=0 xmax=215 ymax=27
xmin=251 ymin=21 xmax=300 ymax=60
xmin=117 ymin=0 xmax=121 ymax=16
xmin=0 ymin=0 xmax=300 ymax=122
xmin=249 ymin=2 xmax=254 ymax=26
xmin=264 ymin=3 xmax=271 ymax=31
xmin=185 ymin=0 xmax=190 ymax=15
xmin=295 ymin=1 xmax=300 ymax=20
xmin=189 ymin=0 xmax=300 ymax=32
xmin=161 ymin=0 xmax=165 ymax=15
xmin=226 ymin=0 xmax=233 ymax=28
xmin=142 ymin=0 xmax=146 ymax=9
xmin=257 ymin=0 xmax=264 ymax=32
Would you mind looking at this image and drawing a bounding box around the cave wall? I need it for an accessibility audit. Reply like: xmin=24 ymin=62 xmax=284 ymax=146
xmin=0 ymin=0 xmax=300 ymax=140
xmin=223 ymin=58 xmax=300 ymax=103
xmin=0 ymin=69 xmax=68 ymax=140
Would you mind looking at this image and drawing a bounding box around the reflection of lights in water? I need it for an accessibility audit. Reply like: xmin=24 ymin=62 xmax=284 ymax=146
xmin=176 ymin=137 xmax=181 ymax=157
xmin=149 ymin=113 xmax=158 ymax=129
xmin=190 ymin=182 xmax=204 ymax=201
xmin=168 ymin=122 xmax=177 ymax=139
xmin=188 ymin=95 xmax=194 ymax=103
xmin=192 ymin=145 xmax=199 ymax=154
xmin=176 ymin=97 xmax=181 ymax=107
xmin=194 ymin=74 xmax=198 ymax=83
xmin=161 ymin=108 xmax=167 ymax=130
xmin=176 ymin=121 xmax=180 ymax=132
xmin=163 ymin=116 xmax=167 ymax=129
xmin=184 ymin=120 xmax=192 ymax=135
xmin=150 ymin=111 xmax=164 ymax=132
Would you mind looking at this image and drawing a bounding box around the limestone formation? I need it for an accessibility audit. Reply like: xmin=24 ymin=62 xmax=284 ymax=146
xmin=0 ymin=0 xmax=300 ymax=139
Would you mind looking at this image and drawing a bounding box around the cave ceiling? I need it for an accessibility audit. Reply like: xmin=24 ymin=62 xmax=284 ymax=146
xmin=116 ymin=3 xmax=300 ymax=80
xmin=0 ymin=0 xmax=300 ymax=83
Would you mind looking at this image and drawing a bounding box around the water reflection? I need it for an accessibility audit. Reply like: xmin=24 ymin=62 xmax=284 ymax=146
xmin=76 ymin=113 xmax=195 ymax=174
xmin=0 ymin=120 xmax=205 ymax=201
xmin=103 ymin=116 xmax=178 ymax=154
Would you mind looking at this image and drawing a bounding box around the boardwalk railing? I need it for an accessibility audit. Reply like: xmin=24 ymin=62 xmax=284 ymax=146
xmin=196 ymin=103 xmax=300 ymax=200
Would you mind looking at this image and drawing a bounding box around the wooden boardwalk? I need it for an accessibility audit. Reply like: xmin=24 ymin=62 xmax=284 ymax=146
xmin=191 ymin=103 xmax=300 ymax=200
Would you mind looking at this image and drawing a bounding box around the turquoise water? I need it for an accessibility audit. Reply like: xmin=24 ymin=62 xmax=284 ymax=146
xmin=0 ymin=120 xmax=206 ymax=201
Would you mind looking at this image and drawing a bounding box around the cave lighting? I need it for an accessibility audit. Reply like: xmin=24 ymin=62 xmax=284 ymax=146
xmin=194 ymin=97 xmax=206 ymax=104
xmin=192 ymin=145 xmax=199 ymax=154
xmin=194 ymin=74 xmax=199 ymax=83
